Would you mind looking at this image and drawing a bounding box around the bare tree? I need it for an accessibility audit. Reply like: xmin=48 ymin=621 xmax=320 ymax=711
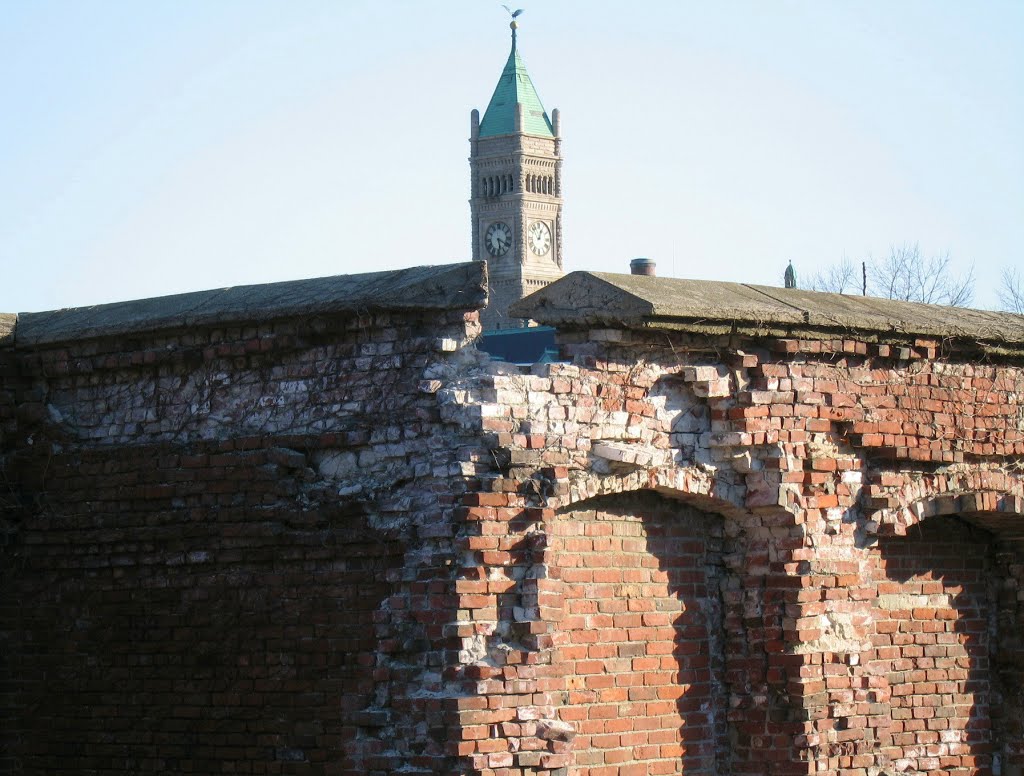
xmin=998 ymin=267 xmax=1024 ymax=314
xmin=809 ymin=256 xmax=858 ymax=294
xmin=868 ymin=243 xmax=974 ymax=307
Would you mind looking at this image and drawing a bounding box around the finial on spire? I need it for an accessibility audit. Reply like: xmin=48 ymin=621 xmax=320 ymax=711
xmin=503 ymin=4 xmax=525 ymax=44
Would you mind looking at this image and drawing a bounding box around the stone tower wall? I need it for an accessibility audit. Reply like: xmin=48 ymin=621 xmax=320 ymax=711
xmin=471 ymin=129 xmax=564 ymax=330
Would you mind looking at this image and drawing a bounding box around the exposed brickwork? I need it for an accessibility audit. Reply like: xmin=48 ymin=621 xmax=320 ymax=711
xmin=448 ymin=325 xmax=1023 ymax=775
xmin=1 ymin=308 xmax=484 ymax=775
xmin=871 ymin=519 xmax=995 ymax=774
xmin=550 ymin=493 xmax=727 ymax=775
xmin=8 ymin=444 xmax=403 ymax=774
xmin=2 ymin=288 xmax=1023 ymax=775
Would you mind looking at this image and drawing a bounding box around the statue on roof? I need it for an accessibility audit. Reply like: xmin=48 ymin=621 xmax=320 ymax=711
xmin=784 ymin=261 xmax=797 ymax=289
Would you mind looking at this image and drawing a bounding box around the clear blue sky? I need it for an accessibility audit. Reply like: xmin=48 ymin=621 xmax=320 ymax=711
xmin=2 ymin=0 xmax=1021 ymax=313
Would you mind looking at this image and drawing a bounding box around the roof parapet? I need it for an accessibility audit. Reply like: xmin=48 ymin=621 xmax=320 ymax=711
xmin=511 ymin=271 xmax=1024 ymax=356
xmin=13 ymin=262 xmax=488 ymax=348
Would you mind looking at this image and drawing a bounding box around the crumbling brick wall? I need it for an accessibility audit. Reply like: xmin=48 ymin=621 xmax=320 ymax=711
xmin=0 ymin=306 xmax=485 ymax=776
xmin=3 ymin=274 xmax=1023 ymax=776
xmin=449 ymin=325 xmax=1024 ymax=776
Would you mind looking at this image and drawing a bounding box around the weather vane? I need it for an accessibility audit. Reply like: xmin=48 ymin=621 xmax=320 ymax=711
xmin=502 ymin=4 xmax=524 ymax=41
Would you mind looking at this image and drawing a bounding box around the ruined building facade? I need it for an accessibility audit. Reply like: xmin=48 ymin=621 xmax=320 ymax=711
xmin=1 ymin=261 xmax=1023 ymax=776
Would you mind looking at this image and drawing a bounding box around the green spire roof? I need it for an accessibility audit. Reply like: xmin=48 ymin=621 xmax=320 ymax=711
xmin=479 ymin=29 xmax=554 ymax=138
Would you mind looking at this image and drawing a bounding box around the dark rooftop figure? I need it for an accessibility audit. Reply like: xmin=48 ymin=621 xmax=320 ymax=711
xmin=784 ymin=261 xmax=797 ymax=289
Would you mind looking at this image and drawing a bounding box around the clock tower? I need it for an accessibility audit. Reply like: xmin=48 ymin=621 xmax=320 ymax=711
xmin=471 ymin=19 xmax=564 ymax=330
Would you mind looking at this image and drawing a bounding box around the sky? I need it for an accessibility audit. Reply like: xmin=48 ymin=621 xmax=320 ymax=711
xmin=2 ymin=0 xmax=1022 ymax=314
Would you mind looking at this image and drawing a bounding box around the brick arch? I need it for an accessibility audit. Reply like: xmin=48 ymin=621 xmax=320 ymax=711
xmin=544 ymin=489 xmax=729 ymax=775
xmin=864 ymin=471 xmax=1024 ymax=538
xmin=555 ymin=464 xmax=747 ymax=519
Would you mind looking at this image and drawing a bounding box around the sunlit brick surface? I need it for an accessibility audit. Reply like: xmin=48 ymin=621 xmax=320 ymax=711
xmin=551 ymin=494 xmax=726 ymax=775
xmin=872 ymin=520 xmax=995 ymax=775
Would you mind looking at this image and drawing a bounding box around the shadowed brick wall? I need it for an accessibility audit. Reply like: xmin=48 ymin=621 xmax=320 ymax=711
xmin=0 ymin=329 xmax=20 ymax=776
xmin=0 ymin=306 xmax=483 ymax=776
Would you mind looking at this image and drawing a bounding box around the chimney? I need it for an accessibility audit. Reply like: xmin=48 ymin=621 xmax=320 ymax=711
xmin=630 ymin=258 xmax=656 ymax=276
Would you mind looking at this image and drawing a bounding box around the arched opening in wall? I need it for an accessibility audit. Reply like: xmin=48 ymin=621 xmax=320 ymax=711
xmin=871 ymin=515 xmax=1013 ymax=775
xmin=550 ymin=490 xmax=728 ymax=775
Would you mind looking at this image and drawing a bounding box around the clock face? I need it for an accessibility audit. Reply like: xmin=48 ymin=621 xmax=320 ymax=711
xmin=528 ymin=221 xmax=551 ymax=256
xmin=485 ymin=221 xmax=512 ymax=257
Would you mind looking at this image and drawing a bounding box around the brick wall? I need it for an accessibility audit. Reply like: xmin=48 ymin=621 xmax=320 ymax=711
xmin=449 ymin=325 xmax=1024 ymax=775
xmin=550 ymin=492 xmax=727 ymax=775
xmin=870 ymin=519 xmax=995 ymax=774
xmin=1 ymin=307 xmax=483 ymax=775
xmin=3 ymin=297 xmax=1023 ymax=775
xmin=0 ymin=331 xmax=21 ymax=776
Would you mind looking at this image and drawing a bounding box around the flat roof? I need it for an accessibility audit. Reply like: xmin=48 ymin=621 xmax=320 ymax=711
xmin=511 ymin=271 xmax=1024 ymax=353
xmin=6 ymin=262 xmax=487 ymax=348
